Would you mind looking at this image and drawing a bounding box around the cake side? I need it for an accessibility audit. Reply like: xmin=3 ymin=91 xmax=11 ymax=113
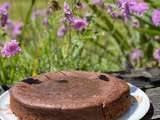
xmin=10 ymin=92 xmax=131 ymax=120
xmin=10 ymin=96 xmax=105 ymax=120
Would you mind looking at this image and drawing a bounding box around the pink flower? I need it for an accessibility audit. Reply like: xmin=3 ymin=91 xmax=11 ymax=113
xmin=92 ymin=0 xmax=103 ymax=6
xmin=131 ymin=2 xmax=149 ymax=15
xmin=64 ymin=2 xmax=73 ymax=22
xmin=130 ymin=49 xmax=143 ymax=60
xmin=132 ymin=19 xmax=140 ymax=28
xmin=1 ymin=40 xmax=21 ymax=57
xmin=76 ymin=2 xmax=86 ymax=9
xmin=1 ymin=2 xmax=10 ymax=10
xmin=57 ymin=25 xmax=67 ymax=37
xmin=122 ymin=2 xmax=131 ymax=20
xmin=3 ymin=20 xmax=23 ymax=38
xmin=43 ymin=17 xmax=48 ymax=26
xmin=72 ymin=18 xmax=88 ymax=30
xmin=152 ymin=9 xmax=160 ymax=27
xmin=63 ymin=2 xmax=73 ymax=22
xmin=0 ymin=11 xmax=8 ymax=27
xmin=118 ymin=0 xmax=148 ymax=16
xmin=6 ymin=19 xmax=13 ymax=28
xmin=12 ymin=22 xmax=23 ymax=38
xmin=0 ymin=4 xmax=9 ymax=27
xmin=31 ymin=9 xmax=47 ymax=20
xmin=64 ymin=2 xmax=70 ymax=14
xmin=107 ymin=5 xmax=119 ymax=18
xmin=154 ymin=48 xmax=160 ymax=62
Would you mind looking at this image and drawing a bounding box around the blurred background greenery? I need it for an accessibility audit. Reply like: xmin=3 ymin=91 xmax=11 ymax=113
xmin=0 ymin=0 xmax=159 ymax=84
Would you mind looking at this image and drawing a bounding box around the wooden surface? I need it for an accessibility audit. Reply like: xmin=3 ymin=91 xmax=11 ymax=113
xmin=145 ymin=87 xmax=160 ymax=119
xmin=0 ymin=68 xmax=160 ymax=120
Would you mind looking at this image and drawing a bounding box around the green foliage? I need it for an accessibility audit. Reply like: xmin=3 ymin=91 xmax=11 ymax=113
xmin=0 ymin=0 xmax=159 ymax=84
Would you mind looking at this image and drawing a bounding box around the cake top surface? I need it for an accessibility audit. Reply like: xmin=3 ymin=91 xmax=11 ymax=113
xmin=10 ymin=71 xmax=129 ymax=110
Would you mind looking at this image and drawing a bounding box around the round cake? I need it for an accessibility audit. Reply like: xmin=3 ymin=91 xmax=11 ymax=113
xmin=10 ymin=71 xmax=131 ymax=120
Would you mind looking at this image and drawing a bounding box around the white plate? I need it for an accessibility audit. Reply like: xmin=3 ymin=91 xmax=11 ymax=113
xmin=0 ymin=84 xmax=150 ymax=120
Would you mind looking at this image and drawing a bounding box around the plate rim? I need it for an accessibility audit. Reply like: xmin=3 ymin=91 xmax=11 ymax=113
xmin=0 ymin=91 xmax=10 ymax=120
xmin=0 ymin=83 xmax=150 ymax=120
xmin=119 ymin=83 xmax=150 ymax=120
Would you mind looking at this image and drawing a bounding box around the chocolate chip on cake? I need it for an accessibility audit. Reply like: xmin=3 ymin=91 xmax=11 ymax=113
xmin=22 ymin=78 xmax=42 ymax=85
xmin=98 ymin=74 xmax=109 ymax=81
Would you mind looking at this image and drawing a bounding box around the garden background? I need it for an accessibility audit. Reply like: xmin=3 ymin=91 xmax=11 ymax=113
xmin=0 ymin=0 xmax=160 ymax=84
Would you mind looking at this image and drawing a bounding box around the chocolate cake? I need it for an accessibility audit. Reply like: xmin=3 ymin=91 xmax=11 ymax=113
xmin=10 ymin=71 xmax=131 ymax=120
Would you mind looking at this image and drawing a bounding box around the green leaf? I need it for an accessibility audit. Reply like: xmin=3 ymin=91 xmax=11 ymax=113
xmin=24 ymin=0 xmax=36 ymax=25
xmin=135 ymin=15 xmax=152 ymax=26
xmin=146 ymin=42 xmax=154 ymax=60
xmin=136 ymin=28 xmax=160 ymax=36
xmin=146 ymin=0 xmax=160 ymax=8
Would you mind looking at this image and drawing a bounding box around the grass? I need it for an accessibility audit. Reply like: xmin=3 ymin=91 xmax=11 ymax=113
xmin=0 ymin=0 xmax=47 ymax=20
